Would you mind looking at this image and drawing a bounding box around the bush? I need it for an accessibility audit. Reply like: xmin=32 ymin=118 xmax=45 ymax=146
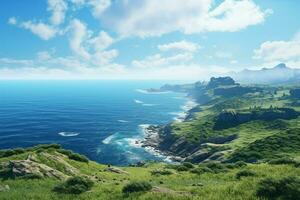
xmin=151 ymin=169 xmax=173 ymax=176
xmin=205 ymin=162 xmax=228 ymax=173
xmin=234 ymin=161 xmax=247 ymax=168
xmin=122 ymin=181 xmax=152 ymax=193
xmin=190 ymin=167 xmax=213 ymax=175
xmin=268 ymin=157 xmax=298 ymax=166
xmin=0 ymin=148 xmax=26 ymax=158
xmin=236 ymin=169 xmax=256 ymax=179
xmin=175 ymin=165 xmax=190 ymax=172
xmin=182 ymin=162 xmax=194 ymax=169
xmin=58 ymin=149 xmax=89 ymax=163
xmin=19 ymin=174 xmax=43 ymax=180
xmin=53 ymin=176 xmax=94 ymax=194
xmin=256 ymin=176 xmax=300 ymax=200
xmin=34 ymin=144 xmax=61 ymax=151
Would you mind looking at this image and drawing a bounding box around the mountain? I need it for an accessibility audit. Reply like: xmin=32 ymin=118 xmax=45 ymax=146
xmin=231 ymin=63 xmax=300 ymax=84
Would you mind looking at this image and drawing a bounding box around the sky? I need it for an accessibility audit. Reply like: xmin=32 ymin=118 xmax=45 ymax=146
xmin=0 ymin=0 xmax=299 ymax=80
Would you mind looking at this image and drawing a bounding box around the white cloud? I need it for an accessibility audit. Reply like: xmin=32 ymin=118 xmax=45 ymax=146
xmin=69 ymin=19 xmax=117 ymax=65
xmin=0 ymin=55 xmax=228 ymax=80
xmin=89 ymin=0 xmax=111 ymax=18
xmin=21 ymin=21 xmax=57 ymax=40
xmin=9 ymin=0 xmax=67 ymax=40
xmin=158 ymin=40 xmax=200 ymax=52
xmin=37 ymin=51 xmax=52 ymax=60
xmin=253 ymin=40 xmax=300 ymax=62
xmin=48 ymin=0 xmax=68 ymax=25
xmin=8 ymin=17 xmax=17 ymax=25
xmin=98 ymin=0 xmax=271 ymax=37
xmin=132 ymin=53 xmax=194 ymax=68
xmin=69 ymin=19 xmax=91 ymax=59
xmin=89 ymin=31 xmax=114 ymax=52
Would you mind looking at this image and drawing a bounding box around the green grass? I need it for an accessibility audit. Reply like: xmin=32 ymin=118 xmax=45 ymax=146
xmin=0 ymin=145 xmax=299 ymax=199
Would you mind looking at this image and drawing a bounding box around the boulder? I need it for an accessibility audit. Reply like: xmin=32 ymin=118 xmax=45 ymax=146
xmin=105 ymin=167 xmax=129 ymax=175
xmin=0 ymin=160 xmax=67 ymax=180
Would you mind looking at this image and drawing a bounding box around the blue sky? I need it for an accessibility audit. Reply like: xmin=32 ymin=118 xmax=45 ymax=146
xmin=0 ymin=0 xmax=299 ymax=80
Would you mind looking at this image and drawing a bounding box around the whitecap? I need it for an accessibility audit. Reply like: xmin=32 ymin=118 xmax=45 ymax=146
xmin=58 ymin=132 xmax=80 ymax=137
xmin=134 ymin=99 xmax=144 ymax=104
xmin=118 ymin=120 xmax=129 ymax=123
xmin=102 ymin=134 xmax=117 ymax=144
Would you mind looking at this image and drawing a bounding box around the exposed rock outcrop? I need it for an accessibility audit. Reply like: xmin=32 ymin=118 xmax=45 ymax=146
xmin=0 ymin=160 xmax=67 ymax=180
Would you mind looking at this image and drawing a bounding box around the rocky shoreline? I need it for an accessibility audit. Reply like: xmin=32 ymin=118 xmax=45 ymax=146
xmin=138 ymin=97 xmax=200 ymax=162
xmin=139 ymin=124 xmax=185 ymax=162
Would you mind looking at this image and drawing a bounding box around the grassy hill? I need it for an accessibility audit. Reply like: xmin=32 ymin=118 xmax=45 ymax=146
xmin=1 ymin=77 xmax=300 ymax=199
xmin=0 ymin=144 xmax=300 ymax=200
xmin=152 ymin=78 xmax=300 ymax=164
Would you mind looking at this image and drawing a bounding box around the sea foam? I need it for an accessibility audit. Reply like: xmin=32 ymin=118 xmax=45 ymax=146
xmin=58 ymin=132 xmax=80 ymax=137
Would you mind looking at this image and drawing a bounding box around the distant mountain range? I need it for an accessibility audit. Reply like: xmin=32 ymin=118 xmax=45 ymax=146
xmin=231 ymin=63 xmax=300 ymax=84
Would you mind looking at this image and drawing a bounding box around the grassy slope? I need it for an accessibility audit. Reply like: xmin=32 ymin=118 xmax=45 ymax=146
xmin=0 ymin=146 xmax=300 ymax=200
xmin=170 ymin=86 xmax=300 ymax=161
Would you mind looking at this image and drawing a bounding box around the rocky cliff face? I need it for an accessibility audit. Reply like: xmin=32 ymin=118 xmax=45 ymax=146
xmin=206 ymin=77 xmax=237 ymax=89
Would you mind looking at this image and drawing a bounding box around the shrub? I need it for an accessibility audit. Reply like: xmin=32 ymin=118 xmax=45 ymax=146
xmin=58 ymin=149 xmax=89 ymax=163
xmin=205 ymin=162 xmax=228 ymax=173
xmin=34 ymin=144 xmax=61 ymax=151
xmin=19 ymin=174 xmax=43 ymax=180
xmin=53 ymin=176 xmax=94 ymax=194
xmin=68 ymin=153 xmax=89 ymax=163
xmin=175 ymin=165 xmax=190 ymax=172
xmin=256 ymin=176 xmax=300 ymax=200
xmin=234 ymin=161 xmax=247 ymax=168
xmin=0 ymin=148 xmax=26 ymax=158
xmin=182 ymin=162 xmax=194 ymax=169
xmin=122 ymin=181 xmax=152 ymax=194
xmin=268 ymin=157 xmax=298 ymax=165
xmin=190 ymin=167 xmax=213 ymax=175
xmin=236 ymin=169 xmax=256 ymax=179
xmin=151 ymin=169 xmax=173 ymax=176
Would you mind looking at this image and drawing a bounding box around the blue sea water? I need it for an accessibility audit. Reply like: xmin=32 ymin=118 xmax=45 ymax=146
xmin=0 ymin=81 xmax=188 ymax=166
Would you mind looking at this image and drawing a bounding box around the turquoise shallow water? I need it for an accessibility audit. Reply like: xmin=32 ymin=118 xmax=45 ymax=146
xmin=0 ymin=81 xmax=188 ymax=165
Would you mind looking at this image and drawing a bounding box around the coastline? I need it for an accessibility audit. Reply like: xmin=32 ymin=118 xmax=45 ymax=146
xmin=136 ymin=96 xmax=199 ymax=162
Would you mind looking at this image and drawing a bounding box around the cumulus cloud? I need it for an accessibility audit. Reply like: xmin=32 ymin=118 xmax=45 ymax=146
xmin=158 ymin=40 xmax=200 ymax=53
xmin=69 ymin=19 xmax=91 ymax=59
xmin=8 ymin=17 xmax=17 ymax=25
xmin=89 ymin=31 xmax=114 ymax=52
xmin=8 ymin=0 xmax=67 ymax=40
xmin=253 ymin=30 xmax=300 ymax=69
xmin=69 ymin=19 xmax=118 ymax=64
xmin=98 ymin=0 xmax=271 ymax=37
xmin=21 ymin=21 xmax=57 ymax=40
xmin=48 ymin=0 xmax=68 ymax=25
xmin=89 ymin=0 xmax=111 ymax=17
xmin=253 ymin=40 xmax=300 ymax=62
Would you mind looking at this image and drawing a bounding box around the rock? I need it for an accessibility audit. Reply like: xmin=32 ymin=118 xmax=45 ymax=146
xmin=0 ymin=185 xmax=10 ymax=192
xmin=1 ymin=160 xmax=67 ymax=180
xmin=105 ymin=167 xmax=129 ymax=175
xmin=39 ymin=152 xmax=79 ymax=175
xmin=206 ymin=77 xmax=236 ymax=89
xmin=184 ymin=150 xmax=211 ymax=163
xmin=152 ymin=186 xmax=190 ymax=196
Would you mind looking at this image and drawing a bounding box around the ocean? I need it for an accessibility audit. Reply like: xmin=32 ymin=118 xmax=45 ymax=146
xmin=0 ymin=81 xmax=191 ymax=166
